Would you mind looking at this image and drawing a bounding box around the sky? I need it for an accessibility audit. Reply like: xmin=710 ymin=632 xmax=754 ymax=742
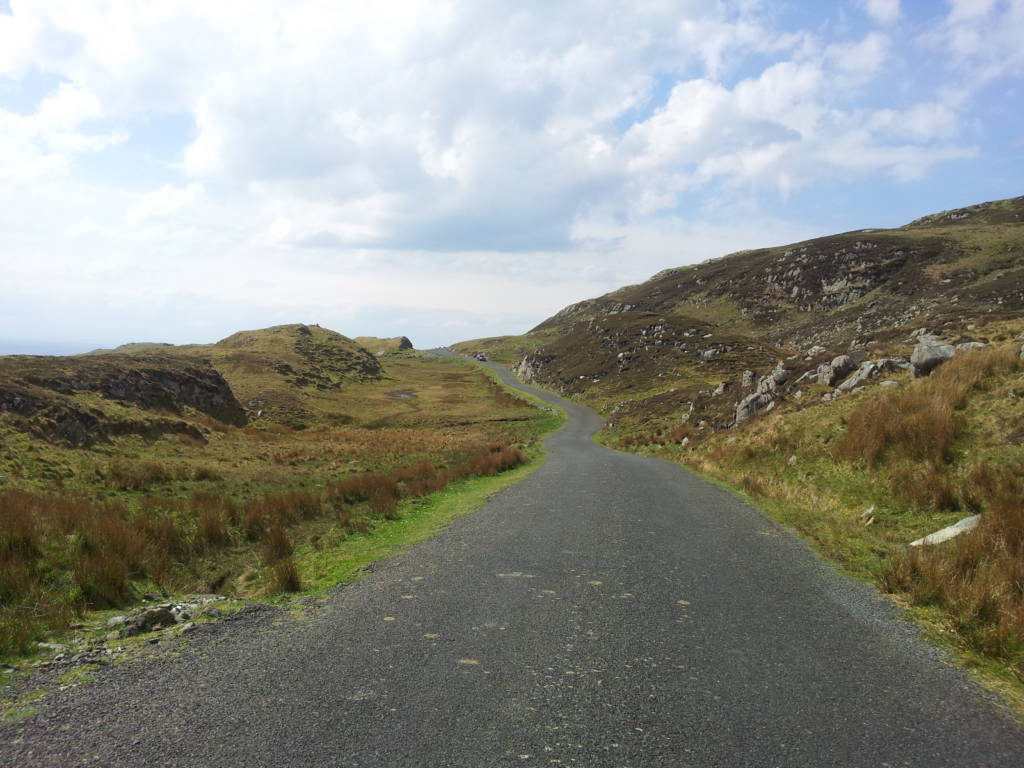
xmin=1 ymin=0 xmax=1022 ymax=354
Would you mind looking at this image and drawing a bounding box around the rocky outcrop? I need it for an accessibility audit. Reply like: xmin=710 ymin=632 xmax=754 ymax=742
xmin=911 ymin=336 xmax=956 ymax=377
xmin=0 ymin=354 xmax=247 ymax=445
xmin=816 ymin=355 xmax=856 ymax=387
xmin=736 ymin=362 xmax=789 ymax=423
xmin=835 ymin=358 xmax=911 ymax=393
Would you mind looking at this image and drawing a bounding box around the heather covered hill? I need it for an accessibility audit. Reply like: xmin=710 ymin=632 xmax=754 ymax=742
xmin=492 ymin=196 xmax=1024 ymax=436
xmin=354 ymin=335 xmax=414 ymax=356
xmin=0 ymin=353 xmax=246 ymax=447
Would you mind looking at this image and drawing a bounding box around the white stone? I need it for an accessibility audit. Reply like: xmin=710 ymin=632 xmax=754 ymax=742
xmin=910 ymin=515 xmax=980 ymax=547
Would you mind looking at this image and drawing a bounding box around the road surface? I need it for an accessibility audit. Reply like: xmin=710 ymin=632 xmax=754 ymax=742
xmin=3 ymin=359 xmax=1023 ymax=767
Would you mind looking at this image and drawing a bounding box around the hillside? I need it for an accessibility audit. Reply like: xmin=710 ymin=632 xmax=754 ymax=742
xmin=0 ymin=353 xmax=246 ymax=448
xmin=493 ymin=196 xmax=1024 ymax=436
xmin=457 ymin=195 xmax=1024 ymax=689
xmin=354 ymin=335 xmax=414 ymax=356
xmin=87 ymin=324 xmax=384 ymax=428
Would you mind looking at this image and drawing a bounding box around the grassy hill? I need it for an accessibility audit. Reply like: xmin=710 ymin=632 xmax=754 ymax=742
xmin=354 ymin=335 xmax=414 ymax=356
xmin=85 ymin=324 xmax=385 ymax=429
xmin=458 ymin=195 xmax=1024 ymax=695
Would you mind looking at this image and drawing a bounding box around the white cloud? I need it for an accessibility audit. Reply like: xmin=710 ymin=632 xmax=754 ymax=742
xmin=0 ymin=82 xmax=123 ymax=197
xmin=126 ymin=183 xmax=204 ymax=222
xmin=0 ymin=1 xmax=1012 ymax=349
xmin=933 ymin=0 xmax=1024 ymax=81
xmin=861 ymin=0 xmax=901 ymax=25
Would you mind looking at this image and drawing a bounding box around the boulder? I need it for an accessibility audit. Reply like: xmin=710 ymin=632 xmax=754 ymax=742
xmin=804 ymin=345 xmax=826 ymax=358
xmin=835 ymin=358 xmax=910 ymax=393
xmin=956 ymin=341 xmax=986 ymax=352
xmin=911 ymin=336 xmax=955 ymax=377
xmin=736 ymin=392 xmax=773 ymax=424
xmin=817 ymin=355 xmax=856 ymax=387
xmin=123 ymin=606 xmax=177 ymax=636
xmin=741 ymin=370 xmax=756 ymax=389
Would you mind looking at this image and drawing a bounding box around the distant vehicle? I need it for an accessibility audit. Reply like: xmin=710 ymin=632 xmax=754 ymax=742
xmin=474 ymin=352 xmax=488 ymax=362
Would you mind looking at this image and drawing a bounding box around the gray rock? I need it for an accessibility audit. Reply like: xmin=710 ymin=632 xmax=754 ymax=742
xmin=106 ymin=615 xmax=128 ymax=628
xmin=956 ymin=341 xmax=986 ymax=352
xmin=879 ymin=380 xmax=900 ymax=388
xmin=804 ymin=345 xmax=826 ymax=358
xmin=911 ymin=336 xmax=955 ymax=377
xmin=124 ymin=606 xmax=178 ymax=636
xmin=1020 ymin=343 xmax=1024 ymax=360
xmin=770 ymin=361 xmax=790 ymax=386
xmin=817 ymin=355 xmax=856 ymax=387
xmin=741 ymin=370 xmax=755 ymax=389
xmin=835 ymin=359 xmax=887 ymax=392
xmin=736 ymin=392 xmax=772 ymax=424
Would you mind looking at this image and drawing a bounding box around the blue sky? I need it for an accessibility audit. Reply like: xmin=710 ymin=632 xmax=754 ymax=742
xmin=1 ymin=0 xmax=1022 ymax=353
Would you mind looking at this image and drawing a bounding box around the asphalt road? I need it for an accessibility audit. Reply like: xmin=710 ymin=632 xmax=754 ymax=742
xmin=4 ymin=359 xmax=1024 ymax=767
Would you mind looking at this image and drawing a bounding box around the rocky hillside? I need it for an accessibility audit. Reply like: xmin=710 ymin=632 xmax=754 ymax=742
xmin=0 ymin=324 xmax=386 ymax=444
xmin=472 ymin=196 xmax=1024 ymax=689
xmin=498 ymin=196 xmax=1024 ymax=438
xmin=0 ymin=354 xmax=245 ymax=446
xmin=96 ymin=324 xmax=384 ymax=428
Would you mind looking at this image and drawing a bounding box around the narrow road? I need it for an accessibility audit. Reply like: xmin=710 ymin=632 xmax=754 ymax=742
xmin=4 ymin=361 xmax=1024 ymax=767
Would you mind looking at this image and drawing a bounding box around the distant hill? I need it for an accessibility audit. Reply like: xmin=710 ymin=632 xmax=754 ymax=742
xmin=354 ymin=335 xmax=414 ymax=356
xmin=106 ymin=324 xmax=384 ymax=428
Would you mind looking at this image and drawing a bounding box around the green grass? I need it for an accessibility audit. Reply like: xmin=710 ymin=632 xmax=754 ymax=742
xmin=294 ymin=454 xmax=552 ymax=594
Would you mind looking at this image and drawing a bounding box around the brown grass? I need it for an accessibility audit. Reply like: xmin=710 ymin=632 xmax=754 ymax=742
xmin=835 ymin=345 xmax=1019 ymax=468
xmin=883 ymin=461 xmax=1024 ymax=677
xmin=261 ymin=526 xmax=293 ymax=563
xmin=106 ymin=460 xmax=173 ymax=490
xmin=271 ymin=557 xmax=301 ymax=593
xmin=0 ymin=436 xmax=533 ymax=657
